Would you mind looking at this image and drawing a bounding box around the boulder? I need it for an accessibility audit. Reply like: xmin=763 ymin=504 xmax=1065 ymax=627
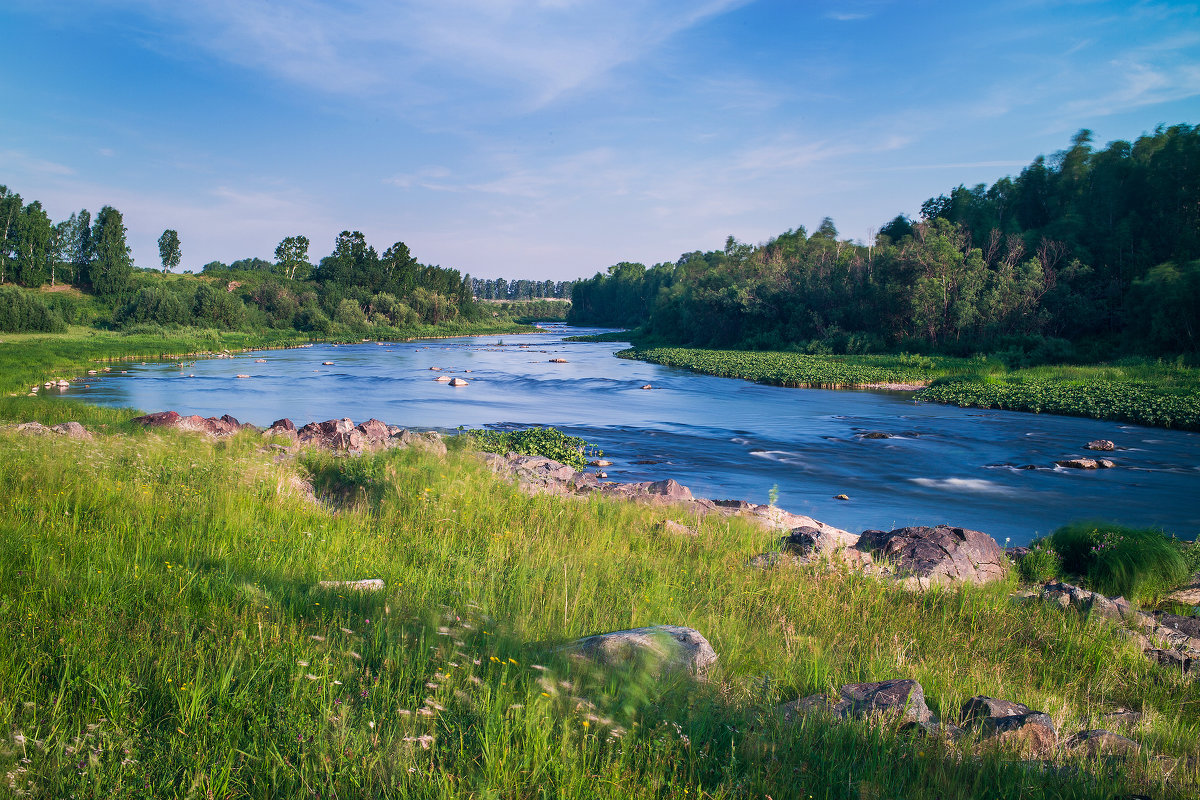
xmin=434 ymin=375 xmax=452 ymax=382
xmin=50 ymin=421 xmax=91 ymax=439
xmin=566 ymin=625 xmax=717 ymax=679
xmin=1056 ymin=458 xmax=1099 ymax=469
xmin=1040 ymin=581 xmax=1123 ymax=619
xmin=132 ymin=411 xmax=253 ymax=437
xmin=1084 ymin=440 xmax=1116 ymax=451
xmin=960 ymin=695 xmax=1058 ymax=758
xmin=270 ymin=418 xmax=296 ymax=432
xmin=1061 ymin=729 xmax=1140 ymax=757
xmin=779 ymin=679 xmax=935 ymax=727
xmin=548 ymin=358 xmax=568 ymax=363
xmin=354 ymin=418 xmax=390 ymax=445
xmin=641 ymin=384 xmax=652 ymax=390
xmin=859 ymin=431 xmax=892 ymax=439
xmin=297 ymin=418 xmax=355 ymax=448
xmin=855 ymin=525 xmax=1008 ymax=587
xmin=449 ymin=377 xmax=469 ymax=386
xmin=16 ymin=421 xmax=49 ymax=435
xmin=780 ymin=525 xmax=872 ymax=568
xmin=835 ymin=679 xmax=936 ymax=725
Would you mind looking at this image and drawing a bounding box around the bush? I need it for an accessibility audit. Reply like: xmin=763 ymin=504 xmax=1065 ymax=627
xmin=1018 ymin=543 xmax=1061 ymax=584
xmin=119 ymin=286 xmax=188 ymax=327
xmin=0 ymin=287 xmax=66 ymax=332
xmin=1046 ymin=521 xmax=1192 ymax=602
xmin=461 ymin=427 xmax=602 ymax=471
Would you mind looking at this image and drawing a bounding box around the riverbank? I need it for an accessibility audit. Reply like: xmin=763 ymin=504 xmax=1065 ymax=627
xmin=0 ymin=321 xmax=537 ymax=403
xmin=2 ymin=416 xmax=1198 ymax=798
xmin=616 ymin=346 xmax=1200 ymax=431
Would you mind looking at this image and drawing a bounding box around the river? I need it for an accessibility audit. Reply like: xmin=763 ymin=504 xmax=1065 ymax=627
xmin=61 ymin=325 xmax=1200 ymax=545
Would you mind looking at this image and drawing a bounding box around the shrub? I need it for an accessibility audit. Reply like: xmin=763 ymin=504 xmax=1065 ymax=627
xmin=119 ymin=286 xmax=188 ymax=327
xmin=0 ymin=286 xmax=66 ymax=332
xmin=461 ymin=427 xmax=602 ymax=471
xmin=1018 ymin=543 xmax=1061 ymax=584
xmin=1047 ymin=521 xmax=1191 ymax=602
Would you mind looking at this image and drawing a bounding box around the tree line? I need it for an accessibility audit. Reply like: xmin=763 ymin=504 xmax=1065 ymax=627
xmin=568 ymin=124 xmax=1200 ymax=362
xmin=0 ymin=187 xmax=492 ymax=336
xmin=471 ymin=278 xmax=575 ymax=301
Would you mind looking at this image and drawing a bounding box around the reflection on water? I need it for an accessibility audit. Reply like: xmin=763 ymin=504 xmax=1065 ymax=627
xmin=60 ymin=326 xmax=1200 ymax=544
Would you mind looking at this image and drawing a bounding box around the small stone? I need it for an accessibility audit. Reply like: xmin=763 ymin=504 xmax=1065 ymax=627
xmin=834 ymin=494 xmax=850 ymax=500
xmin=322 ymin=361 xmax=334 ymax=366
xmin=449 ymin=377 xmax=469 ymax=386
xmin=548 ymin=358 xmax=568 ymax=363
xmin=641 ymin=384 xmax=652 ymax=390
xmin=1084 ymin=440 xmax=1116 ymax=451
xmin=236 ymin=374 xmax=250 ymax=378
xmin=435 ymin=375 xmax=452 ymax=382
xmin=318 ymin=579 xmax=385 ymax=592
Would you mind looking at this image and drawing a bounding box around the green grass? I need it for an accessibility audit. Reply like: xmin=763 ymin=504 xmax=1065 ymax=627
xmin=1 ymin=428 xmax=1198 ymax=798
xmin=1041 ymin=522 xmax=1198 ymax=603
xmin=620 ymin=346 xmax=1200 ymax=430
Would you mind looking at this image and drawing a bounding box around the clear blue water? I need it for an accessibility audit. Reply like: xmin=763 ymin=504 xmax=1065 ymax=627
xmin=62 ymin=325 xmax=1200 ymax=545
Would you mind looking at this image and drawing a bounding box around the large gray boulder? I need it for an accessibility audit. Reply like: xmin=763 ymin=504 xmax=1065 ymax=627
xmin=566 ymin=625 xmax=717 ymax=679
xmin=855 ymin=525 xmax=1008 ymax=587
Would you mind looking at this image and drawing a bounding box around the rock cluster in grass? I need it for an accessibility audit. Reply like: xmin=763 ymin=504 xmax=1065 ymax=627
xmin=9 ymin=420 xmax=92 ymax=439
xmin=130 ymin=411 xmax=446 ymax=455
xmin=778 ymin=679 xmax=1139 ymax=760
xmin=1033 ymin=580 xmax=1200 ymax=677
xmin=481 ymin=452 xmax=1011 ymax=588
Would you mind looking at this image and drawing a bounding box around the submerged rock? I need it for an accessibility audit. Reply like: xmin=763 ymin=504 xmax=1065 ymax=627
xmin=1084 ymin=440 xmax=1116 ymax=451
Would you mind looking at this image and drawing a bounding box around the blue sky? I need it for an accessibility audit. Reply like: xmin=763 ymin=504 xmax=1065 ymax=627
xmin=1 ymin=1 xmax=1197 ymax=280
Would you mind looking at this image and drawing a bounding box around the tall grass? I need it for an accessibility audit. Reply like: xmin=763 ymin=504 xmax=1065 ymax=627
xmin=1 ymin=429 xmax=1197 ymax=797
xmin=1046 ymin=521 xmax=1193 ymax=602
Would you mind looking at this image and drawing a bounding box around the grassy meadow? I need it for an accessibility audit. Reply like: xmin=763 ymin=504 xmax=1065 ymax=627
xmin=1 ymin=427 xmax=1199 ymax=799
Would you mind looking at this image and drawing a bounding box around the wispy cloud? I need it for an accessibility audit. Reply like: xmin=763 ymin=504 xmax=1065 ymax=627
xmin=1 ymin=149 xmax=76 ymax=177
xmin=93 ymin=0 xmax=750 ymax=114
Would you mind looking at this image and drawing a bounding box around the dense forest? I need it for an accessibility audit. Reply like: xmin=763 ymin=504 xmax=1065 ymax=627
xmin=0 ymin=190 xmax=498 ymax=337
xmin=569 ymin=124 xmax=1199 ymax=363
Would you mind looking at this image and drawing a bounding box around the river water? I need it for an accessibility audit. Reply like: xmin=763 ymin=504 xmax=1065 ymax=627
xmin=62 ymin=325 xmax=1200 ymax=544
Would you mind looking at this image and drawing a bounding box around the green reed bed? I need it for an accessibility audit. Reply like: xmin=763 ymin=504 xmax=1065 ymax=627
xmin=1 ymin=429 xmax=1197 ymax=798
